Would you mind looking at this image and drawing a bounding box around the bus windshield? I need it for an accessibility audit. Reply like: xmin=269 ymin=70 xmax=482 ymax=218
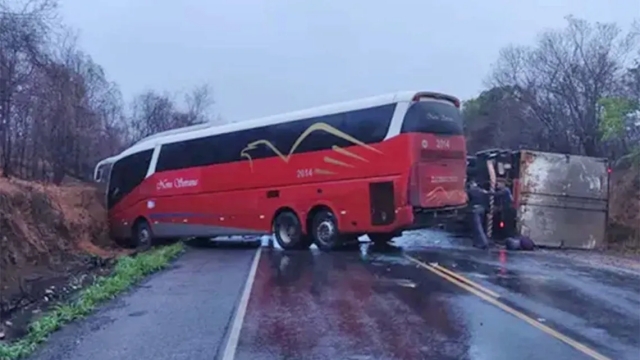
xmin=400 ymin=100 xmax=463 ymax=135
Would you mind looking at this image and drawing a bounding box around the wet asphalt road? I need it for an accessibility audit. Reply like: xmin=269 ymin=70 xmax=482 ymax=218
xmin=28 ymin=230 xmax=640 ymax=360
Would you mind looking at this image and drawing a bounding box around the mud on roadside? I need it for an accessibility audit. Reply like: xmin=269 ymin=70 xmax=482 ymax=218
xmin=0 ymin=178 xmax=129 ymax=342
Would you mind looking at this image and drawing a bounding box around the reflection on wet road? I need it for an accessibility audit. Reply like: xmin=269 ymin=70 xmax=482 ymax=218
xmin=26 ymin=230 xmax=640 ymax=360
xmin=235 ymin=230 xmax=640 ymax=360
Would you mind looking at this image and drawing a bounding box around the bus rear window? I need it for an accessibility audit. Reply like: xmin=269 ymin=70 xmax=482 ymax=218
xmin=400 ymin=100 xmax=463 ymax=135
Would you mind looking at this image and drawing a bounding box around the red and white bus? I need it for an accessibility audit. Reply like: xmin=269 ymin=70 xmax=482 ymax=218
xmin=94 ymin=91 xmax=468 ymax=251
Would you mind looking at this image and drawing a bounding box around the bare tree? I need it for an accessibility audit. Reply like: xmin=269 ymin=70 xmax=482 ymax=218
xmin=0 ymin=5 xmax=129 ymax=184
xmin=463 ymin=86 xmax=546 ymax=153
xmin=0 ymin=1 xmax=222 ymax=184
xmin=128 ymin=90 xmax=178 ymax=142
xmin=488 ymin=16 xmax=639 ymax=157
xmin=185 ymin=83 xmax=215 ymax=124
xmin=127 ymin=84 xmax=218 ymax=143
xmin=0 ymin=0 xmax=57 ymax=177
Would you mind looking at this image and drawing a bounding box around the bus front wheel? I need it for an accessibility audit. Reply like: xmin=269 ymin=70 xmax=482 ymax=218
xmin=273 ymin=211 xmax=309 ymax=250
xmin=133 ymin=220 xmax=153 ymax=250
xmin=311 ymin=210 xmax=341 ymax=251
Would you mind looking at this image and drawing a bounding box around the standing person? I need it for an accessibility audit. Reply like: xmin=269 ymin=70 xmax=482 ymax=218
xmin=495 ymin=180 xmax=516 ymax=238
xmin=466 ymin=180 xmax=513 ymax=249
xmin=466 ymin=180 xmax=491 ymax=249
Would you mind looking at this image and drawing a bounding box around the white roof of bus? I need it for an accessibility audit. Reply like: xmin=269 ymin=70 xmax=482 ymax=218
xmin=115 ymin=90 xmax=429 ymax=160
xmin=133 ymin=122 xmax=217 ymax=147
xmin=95 ymin=155 xmax=118 ymax=167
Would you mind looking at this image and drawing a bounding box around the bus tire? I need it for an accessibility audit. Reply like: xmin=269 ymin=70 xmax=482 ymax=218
xmin=273 ymin=211 xmax=306 ymax=250
xmin=132 ymin=219 xmax=153 ymax=250
xmin=368 ymin=233 xmax=395 ymax=244
xmin=310 ymin=210 xmax=341 ymax=251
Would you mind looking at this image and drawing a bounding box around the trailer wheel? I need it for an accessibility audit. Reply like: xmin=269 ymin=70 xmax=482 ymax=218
xmin=311 ymin=210 xmax=341 ymax=251
xmin=132 ymin=219 xmax=153 ymax=250
xmin=273 ymin=211 xmax=306 ymax=250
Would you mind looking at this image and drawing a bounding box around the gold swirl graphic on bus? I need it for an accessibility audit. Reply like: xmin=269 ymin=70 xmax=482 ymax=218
xmin=240 ymin=122 xmax=382 ymax=172
xmin=323 ymin=156 xmax=354 ymax=168
xmin=331 ymin=145 xmax=370 ymax=163
xmin=314 ymin=169 xmax=336 ymax=175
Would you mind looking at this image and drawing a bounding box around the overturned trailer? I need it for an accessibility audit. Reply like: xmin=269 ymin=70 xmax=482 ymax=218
xmin=467 ymin=149 xmax=610 ymax=250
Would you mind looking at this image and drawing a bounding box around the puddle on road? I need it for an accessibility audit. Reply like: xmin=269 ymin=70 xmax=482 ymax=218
xmin=394 ymin=229 xmax=473 ymax=251
xmin=258 ymin=230 xmax=551 ymax=287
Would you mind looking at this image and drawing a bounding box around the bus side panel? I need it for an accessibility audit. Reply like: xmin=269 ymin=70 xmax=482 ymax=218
xmin=150 ymin=190 xmax=266 ymax=238
xmin=128 ymin=175 xmax=410 ymax=238
xmin=109 ymin=196 xmax=153 ymax=240
xmin=256 ymin=174 xmax=407 ymax=235
xmin=108 ymin=134 xmax=419 ymax=238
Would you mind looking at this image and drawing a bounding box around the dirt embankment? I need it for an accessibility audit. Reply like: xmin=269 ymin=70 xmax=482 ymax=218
xmin=607 ymin=165 xmax=640 ymax=252
xmin=0 ymin=178 xmax=126 ymax=322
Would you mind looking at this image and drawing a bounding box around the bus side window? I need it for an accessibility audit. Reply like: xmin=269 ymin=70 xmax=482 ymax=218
xmin=347 ymin=104 xmax=395 ymax=142
xmin=186 ymin=138 xmax=209 ymax=168
xmin=217 ymin=131 xmax=242 ymax=164
xmin=319 ymin=112 xmax=349 ymax=150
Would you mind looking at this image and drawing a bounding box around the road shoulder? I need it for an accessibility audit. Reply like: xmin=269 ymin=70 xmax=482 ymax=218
xmin=28 ymin=248 xmax=257 ymax=360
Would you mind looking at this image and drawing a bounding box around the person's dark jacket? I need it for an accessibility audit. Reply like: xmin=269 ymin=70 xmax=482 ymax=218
xmin=467 ymin=183 xmax=513 ymax=211
xmin=467 ymin=184 xmax=489 ymax=209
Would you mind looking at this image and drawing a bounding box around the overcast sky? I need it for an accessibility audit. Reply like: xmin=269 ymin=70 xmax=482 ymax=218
xmin=60 ymin=0 xmax=639 ymax=122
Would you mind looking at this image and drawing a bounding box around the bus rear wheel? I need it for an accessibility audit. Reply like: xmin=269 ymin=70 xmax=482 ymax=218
xmin=311 ymin=210 xmax=341 ymax=251
xmin=273 ymin=211 xmax=309 ymax=250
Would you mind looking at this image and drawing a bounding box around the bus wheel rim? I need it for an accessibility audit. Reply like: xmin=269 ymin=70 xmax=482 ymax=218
xmin=278 ymin=224 xmax=295 ymax=244
xmin=139 ymin=228 xmax=151 ymax=245
xmin=317 ymin=221 xmax=335 ymax=244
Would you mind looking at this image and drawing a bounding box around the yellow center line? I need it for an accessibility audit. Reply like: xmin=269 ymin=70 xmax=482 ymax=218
xmin=404 ymin=254 xmax=611 ymax=360
xmin=431 ymin=263 xmax=501 ymax=298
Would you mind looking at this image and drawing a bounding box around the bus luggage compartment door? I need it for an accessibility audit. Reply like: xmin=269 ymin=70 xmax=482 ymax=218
xmin=517 ymin=150 xmax=609 ymax=249
xmin=369 ymin=181 xmax=395 ymax=226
